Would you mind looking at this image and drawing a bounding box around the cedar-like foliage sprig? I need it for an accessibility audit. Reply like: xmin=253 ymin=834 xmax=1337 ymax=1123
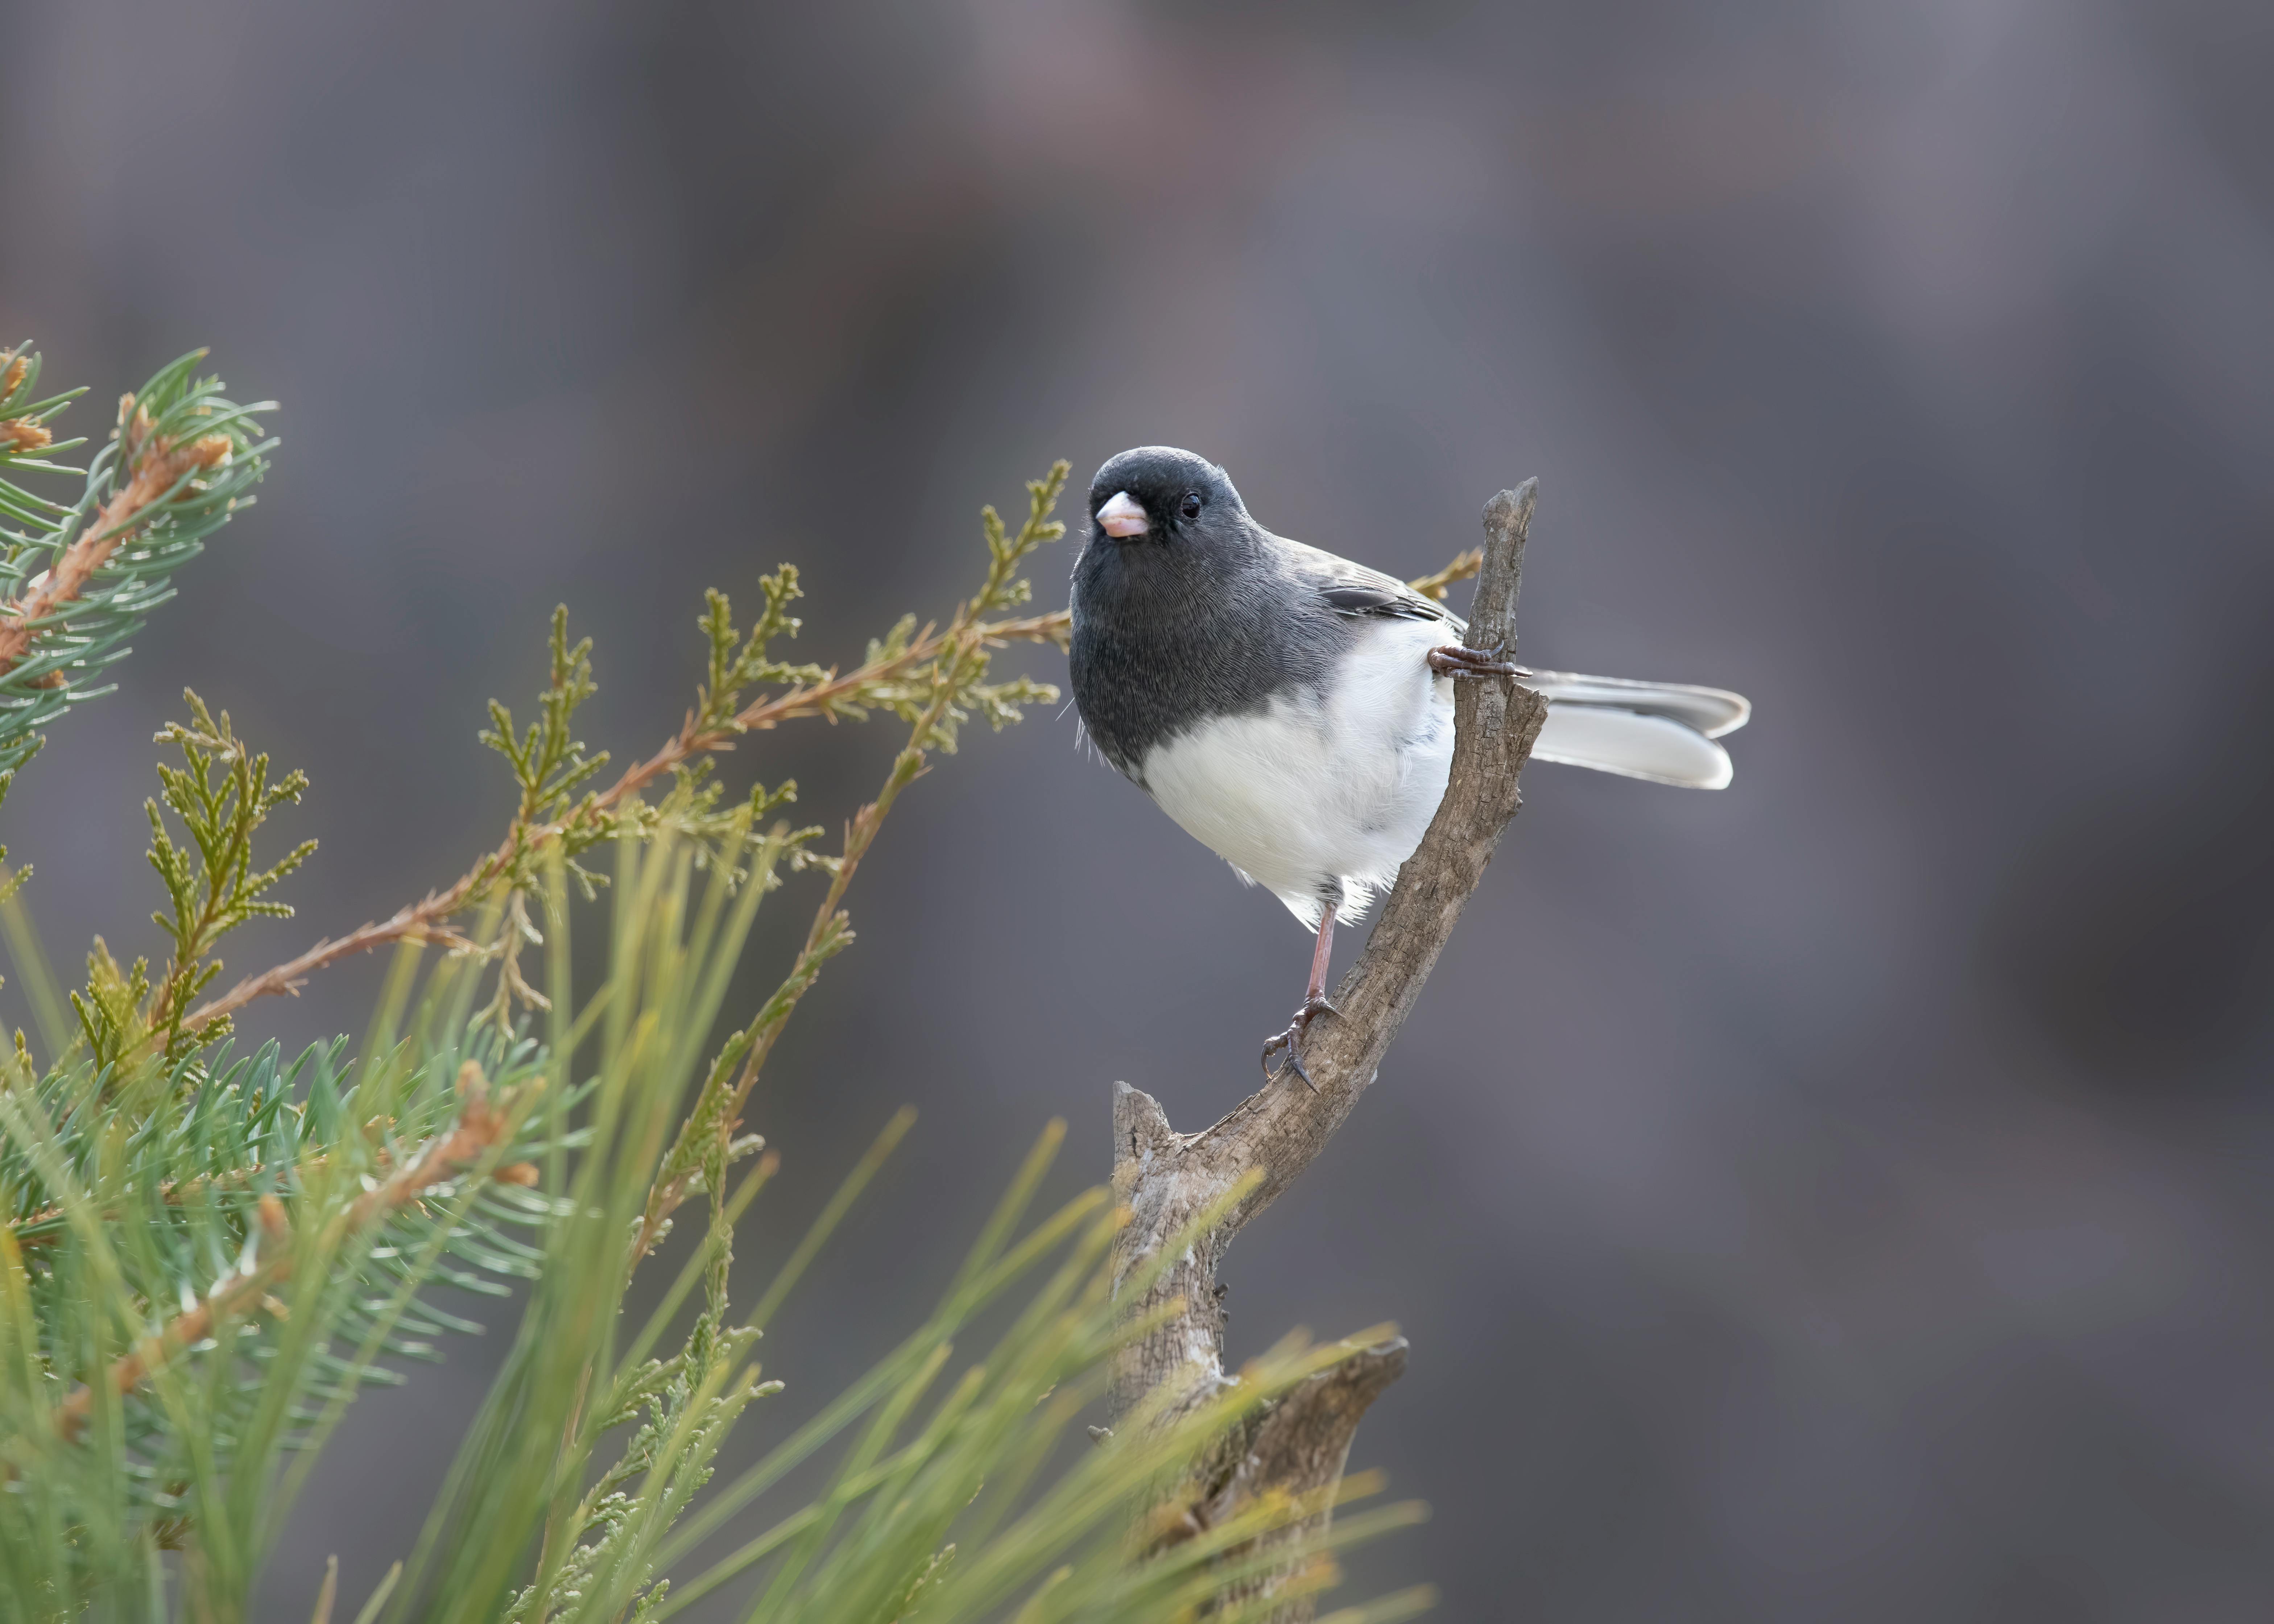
xmin=650 ymin=760 xmax=807 ymax=886
xmin=470 ymin=607 xmax=812 ymax=1032
xmin=177 ymin=469 xmax=1076 ymax=1038
xmin=63 ymin=692 xmax=315 ymax=1076
xmin=142 ymin=692 xmax=316 ymax=1058
xmin=632 ymin=463 xmax=1071 ymax=1260
xmin=833 ymin=463 xmax=1070 ymax=752
xmin=479 ymin=604 xmax=613 ymax=899
xmin=692 ymin=570 xmax=827 ymax=737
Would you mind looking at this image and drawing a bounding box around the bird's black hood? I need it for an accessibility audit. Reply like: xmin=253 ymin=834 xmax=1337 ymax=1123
xmin=1069 ymin=447 xmax=1341 ymax=779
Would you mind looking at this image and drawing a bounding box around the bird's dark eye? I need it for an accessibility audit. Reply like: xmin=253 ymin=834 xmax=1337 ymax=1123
xmin=1179 ymin=491 xmax=1203 ymax=520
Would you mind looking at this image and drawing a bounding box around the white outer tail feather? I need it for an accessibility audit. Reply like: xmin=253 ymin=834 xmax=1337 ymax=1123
xmin=1521 ymin=670 xmax=1751 ymax=791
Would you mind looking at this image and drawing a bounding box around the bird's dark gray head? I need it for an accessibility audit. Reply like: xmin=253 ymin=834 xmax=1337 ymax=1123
xmin=1070 ymin=443 xmax=1340 ymax=779
xmin=1087 ymin=446 xmax=1250 ymax=550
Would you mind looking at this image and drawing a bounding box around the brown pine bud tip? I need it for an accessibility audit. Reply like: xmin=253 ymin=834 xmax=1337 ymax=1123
xmin=493 ymin=1161 xmax=541 ymax=1186
xmin=0 ymin=419 xmax=51 ymax=454
xmin=189 ymin=433 xmax=232 ymax=469
xmin=0 ymin=355 xmax=27 ymax=398
xmin=257 ymin=1193 xmax=290 ymax=1242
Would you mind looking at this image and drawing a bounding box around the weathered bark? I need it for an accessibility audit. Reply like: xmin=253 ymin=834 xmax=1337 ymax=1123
xmin=1107 ymin=482 xmax=1551 ymax=1617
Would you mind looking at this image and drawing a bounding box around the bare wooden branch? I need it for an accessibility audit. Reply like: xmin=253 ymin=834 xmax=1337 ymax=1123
xmin=1107 ymin=481 xmax=1549 ymax=1616
xmin=1194 ymin=1337 xmax=1408 ymax=1612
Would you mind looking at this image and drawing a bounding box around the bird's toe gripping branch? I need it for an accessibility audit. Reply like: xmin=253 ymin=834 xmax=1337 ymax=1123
xmin=1260 ymin=994 xmax=1340 ymax=1090
xmin=1427 ymin=642 xmax=1519 ymax=678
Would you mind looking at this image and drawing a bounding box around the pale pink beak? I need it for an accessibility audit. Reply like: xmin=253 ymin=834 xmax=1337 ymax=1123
xmin=1097 ymin=491 xmax=1149 ymax=538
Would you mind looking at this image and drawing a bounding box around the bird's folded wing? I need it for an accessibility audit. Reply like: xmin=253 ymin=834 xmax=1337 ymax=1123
xmin=1286 ymin=538 xmax=1456 ymax=625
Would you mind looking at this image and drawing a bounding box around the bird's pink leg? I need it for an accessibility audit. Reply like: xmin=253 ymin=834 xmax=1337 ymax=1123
xmin=1262 ymin=901 xmax=1341 ymax=1090
xmin=1305 ymin=902 xmax=1337 ymax=1007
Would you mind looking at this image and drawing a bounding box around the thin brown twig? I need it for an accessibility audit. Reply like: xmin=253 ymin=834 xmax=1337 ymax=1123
xmin=53 ymin=1194 xmax=296 ymax=1444
xmin=1407 ymin=546 xmax=1483 ymax=603
xmin=53 ymin=1062 xmax=534 ymax=1441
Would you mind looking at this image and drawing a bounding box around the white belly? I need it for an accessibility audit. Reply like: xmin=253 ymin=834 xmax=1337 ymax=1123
xmin=1135 ymin=617 xmax=1453 ymax=928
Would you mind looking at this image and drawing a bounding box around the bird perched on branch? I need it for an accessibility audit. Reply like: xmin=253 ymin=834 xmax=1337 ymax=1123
xmin=1068 ymin=446 xmax=1750 ymax=1086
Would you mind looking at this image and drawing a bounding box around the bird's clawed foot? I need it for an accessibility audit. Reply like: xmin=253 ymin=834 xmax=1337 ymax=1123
xmin=1261 ymin=994 xmax=1340 ymax=1090
xmin=1429 ymin=642 xmax=1519 ymax=678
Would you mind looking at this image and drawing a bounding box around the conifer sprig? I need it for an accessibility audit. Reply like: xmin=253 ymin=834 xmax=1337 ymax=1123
xmin=0 ymin=349 xmax=274 ymax=775
xmin=182 ymin=464 xmax=1078 ymax=1037
xmin=144 ymin=693 xmax=317 ymax=1053
xmin=59 ymin=692 xmax=317 ymax=1075
xmin=631 ymin=462 xmax=1072 ymax=1258
xmin=47 ymin=1060 xmax=535 ymax=1446
xmin=477 ymin=606 xmax=611 ymax=899
xmin=0 ymin=1004 xmax=565 ymax=1611
xmin=0 ymin=348 xmax=71 ymax=458
xmin=0 ymin=347 xmax=272 ymax=919
xmin=692 ymin=571 xmax=827 ymax=737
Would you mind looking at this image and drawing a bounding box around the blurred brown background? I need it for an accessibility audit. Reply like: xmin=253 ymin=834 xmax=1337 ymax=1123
xmin=6 ymin=0 xmax=2274 ymax=1617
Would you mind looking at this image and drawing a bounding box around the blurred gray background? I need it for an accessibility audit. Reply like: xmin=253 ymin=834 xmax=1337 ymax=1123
xmin=7 ymin=0 xmax=2274 ymax=1617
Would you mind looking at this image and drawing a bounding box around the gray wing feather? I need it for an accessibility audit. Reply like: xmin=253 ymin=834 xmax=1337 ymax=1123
xmin=1275 ymin=535 xmax=1457 ymax=626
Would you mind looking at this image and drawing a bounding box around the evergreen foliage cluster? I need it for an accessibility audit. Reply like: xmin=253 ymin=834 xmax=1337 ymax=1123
xmin=0 ymin=346 xmax=1432 ymax=1623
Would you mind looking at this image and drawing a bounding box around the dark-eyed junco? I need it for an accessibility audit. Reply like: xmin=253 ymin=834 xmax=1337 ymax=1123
xmin=1068 ymin=446 xmax=1750 ymax=1085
